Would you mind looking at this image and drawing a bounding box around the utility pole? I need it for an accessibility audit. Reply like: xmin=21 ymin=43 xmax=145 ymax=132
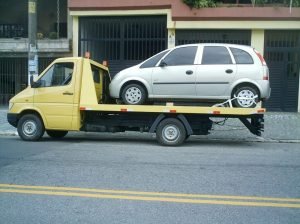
xmin=28 ymin=0 xmax=38 ymax=85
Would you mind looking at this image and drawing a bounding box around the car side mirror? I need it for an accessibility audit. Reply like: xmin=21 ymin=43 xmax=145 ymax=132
xmin=159 ymin=60 xmax=167 ymax=67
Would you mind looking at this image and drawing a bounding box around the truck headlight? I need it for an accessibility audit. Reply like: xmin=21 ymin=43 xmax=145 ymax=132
xmin=9 ymin=102 xmax=14 ymax=110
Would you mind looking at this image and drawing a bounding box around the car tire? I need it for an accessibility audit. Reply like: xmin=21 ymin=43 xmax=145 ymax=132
xmin=17 ymin=114 xmax=45 ymax=141
xmin=46 ymin=130 xmax=68 ymax=139
xmin=156 ymin=118 xmax=186 ymax=146
xmin=121 ymin=83 xmax=146 ymax=105
xmin=232 ymin=86 xmax=260 ymax=108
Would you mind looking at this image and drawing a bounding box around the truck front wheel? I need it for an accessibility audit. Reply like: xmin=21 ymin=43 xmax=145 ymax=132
xmin=17 ymin=114 xmax=45 ymax=141
xmin=156 ymin=118 xmax=186 ymax=146
xmin=46 ymin=130 xmax=68 ymax=139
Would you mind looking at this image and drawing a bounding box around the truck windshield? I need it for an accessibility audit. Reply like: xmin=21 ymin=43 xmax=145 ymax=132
xmin=39 ymin=62 xmax=74 ymax=87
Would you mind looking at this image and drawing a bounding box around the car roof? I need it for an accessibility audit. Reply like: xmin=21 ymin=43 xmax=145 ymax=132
xmin=174 ymin=43 xmax=253 ymax=50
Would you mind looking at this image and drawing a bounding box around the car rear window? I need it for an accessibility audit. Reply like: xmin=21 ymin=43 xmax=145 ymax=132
xmin=202 ymin=46 xmax=232 ymax=65
xmin=140 ymin=50 xmax=170 ymax=68
xmin=230 ymin=47 xmax=254 ymax=64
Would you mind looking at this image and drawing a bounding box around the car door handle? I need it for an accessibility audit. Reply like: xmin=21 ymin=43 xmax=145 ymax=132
xmin=186 ymin=70 xmax=193 ymax=75
xmin=225 ymin=69 xmax=233 ymax=74
xmin=63 ymin=91 xmax=73 ymax=95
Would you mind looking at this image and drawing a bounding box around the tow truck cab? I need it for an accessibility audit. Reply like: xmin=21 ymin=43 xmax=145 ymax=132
xmin=8 ymin=57 xmax=111 ymax=131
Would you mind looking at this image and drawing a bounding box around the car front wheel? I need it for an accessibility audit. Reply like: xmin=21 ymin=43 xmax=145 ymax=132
xmin=233 ymin=86 xmax=260 ymax=108
xmin=121 ymin=83 xmax=146 ymax=105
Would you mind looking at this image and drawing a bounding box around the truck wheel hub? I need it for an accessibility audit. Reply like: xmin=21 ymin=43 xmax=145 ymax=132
xmin=163 ymin=125 xmax=179 ymax=141
xmin=22 ymin=120 xmax=37 ymax=137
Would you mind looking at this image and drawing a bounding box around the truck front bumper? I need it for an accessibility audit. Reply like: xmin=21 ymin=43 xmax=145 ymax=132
xmin=7 ymin=113 xmax=18 ymax=127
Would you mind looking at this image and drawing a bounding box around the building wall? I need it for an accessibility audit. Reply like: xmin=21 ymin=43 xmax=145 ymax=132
xmin=0 ymin=0 xmax=68 ymax=38
xmin=69 ymin=1 xmax=300 ymax=111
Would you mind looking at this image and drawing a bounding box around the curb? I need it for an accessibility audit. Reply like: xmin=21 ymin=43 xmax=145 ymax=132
xmin=0 ymin=131 xmax=18 ymax=136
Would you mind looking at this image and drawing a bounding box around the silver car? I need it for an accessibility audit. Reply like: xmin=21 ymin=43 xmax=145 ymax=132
xmin=109 ymin=43 xmax=271 ymax=108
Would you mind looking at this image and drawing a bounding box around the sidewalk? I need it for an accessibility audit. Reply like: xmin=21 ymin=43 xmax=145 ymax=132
xmin=1 ymin=106 xmax=300 ymax=142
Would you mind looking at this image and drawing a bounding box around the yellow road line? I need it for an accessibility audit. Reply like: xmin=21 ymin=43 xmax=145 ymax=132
xmin=0 ymin=183 xmax=299 ymax=203
xmin=0 ymin=188 xmax=299 ymax=208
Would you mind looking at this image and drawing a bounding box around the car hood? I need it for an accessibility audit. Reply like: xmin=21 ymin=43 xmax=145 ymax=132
xmin=115 ymin=64 xmax=141 ymax=77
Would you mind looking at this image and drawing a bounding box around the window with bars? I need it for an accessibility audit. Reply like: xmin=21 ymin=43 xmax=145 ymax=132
xmin=176 ymin=30 xmax=251 ymax=46
xmin=79 ymin=16 xmax=167 ymax=62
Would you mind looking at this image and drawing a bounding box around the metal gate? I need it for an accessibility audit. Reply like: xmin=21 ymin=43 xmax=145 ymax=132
xmin=79 ymin=16 xmax=167 ymax=76
xmin=176 ymin=30 xmax=251 ymax=45
xmin=0 ymin=57 xmax=56 ymax=105
xmin=264 ymin=31 xmax=300 ymax=112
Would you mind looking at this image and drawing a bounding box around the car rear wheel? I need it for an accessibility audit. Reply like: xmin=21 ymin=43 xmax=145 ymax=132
xmin=46 ymin=130 xmax=68 ymax=139
xmin=121 ymin=83 xmax=146 ymax=105
xmin=156 ymin=118 xmax=186 ymax=146
xmin=17 ymin=114 xmax=45 ymax=141
xmin=232 ymin=86 xmax=260 ymax=108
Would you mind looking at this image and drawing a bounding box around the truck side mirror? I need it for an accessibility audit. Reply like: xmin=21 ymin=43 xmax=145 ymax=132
xmin=31 ymin=77 xmax=45 ymax=88
xmin=30 ymin=75 xmax=34 ymax=86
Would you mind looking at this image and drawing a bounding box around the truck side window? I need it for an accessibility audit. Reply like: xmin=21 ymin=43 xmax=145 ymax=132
xmin=38 ymin=62 xmax=74 ymax=87
xmin=91 ymin=65 xmax=101 ymax=83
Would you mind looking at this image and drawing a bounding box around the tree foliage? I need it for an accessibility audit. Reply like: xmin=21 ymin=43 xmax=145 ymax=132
xmin=182 ymin=0 xmax=300 ymax=8
xmin=182 ymin=0 xmax=217 ymax=8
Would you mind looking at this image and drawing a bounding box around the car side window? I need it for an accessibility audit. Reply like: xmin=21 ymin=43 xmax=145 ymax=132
xmin=38 ymin=62 xmax=74 ymax=87
xmin=202 ymin=46 xmax=232 ymax=65
xmin=140 ymin=50 xmax=170 ymax=68
xmin=163 ymin=46 xmax=197 ymax=66
xmin=230 ymin=47 xmax=254 ymax=64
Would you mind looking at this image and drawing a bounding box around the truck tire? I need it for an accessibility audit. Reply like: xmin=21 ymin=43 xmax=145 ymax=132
xmin=156 ymin=118 xmax=186 ymax=146
xmin=46 ymin=130 xmax=68 ymax=139
xmin=17 ymin=114 xmax=45 ymax=141
xmin=121 ymin=83 xmax=146 ymax=105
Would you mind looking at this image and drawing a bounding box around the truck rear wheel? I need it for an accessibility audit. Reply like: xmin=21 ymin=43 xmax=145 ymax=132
xmin=46 ymin=130 xmax=68 ymax=139
xmin=156 ymin=118 xmax=186 ymax=146
xmin=17 ymin=114 xmax=45 ymax=141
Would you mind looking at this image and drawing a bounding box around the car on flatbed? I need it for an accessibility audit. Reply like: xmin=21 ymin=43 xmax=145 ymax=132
xmin=109 ymin=43 xmax=271 ymax=108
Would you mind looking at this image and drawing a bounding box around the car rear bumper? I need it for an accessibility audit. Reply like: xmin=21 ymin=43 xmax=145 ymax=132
xmin=257 ymin=80 xmax=271 ymax=100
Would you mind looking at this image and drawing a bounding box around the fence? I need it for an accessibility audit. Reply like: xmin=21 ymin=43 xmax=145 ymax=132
xmin=0 ymin=57 xmax=56 ymax=105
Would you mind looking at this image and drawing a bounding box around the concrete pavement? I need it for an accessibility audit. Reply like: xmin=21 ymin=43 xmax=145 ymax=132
xmin=1 ymin=106 xmax=300 ymax=142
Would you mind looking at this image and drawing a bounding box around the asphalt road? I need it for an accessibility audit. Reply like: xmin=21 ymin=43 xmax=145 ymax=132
xmin=0 ymin=134 xmax=300 ymax=224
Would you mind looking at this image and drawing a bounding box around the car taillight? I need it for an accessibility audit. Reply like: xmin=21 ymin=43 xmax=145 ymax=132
xmin=263 ymin=67 xmax=269 ymax=80
xmin=254 ymin=49 xmax=267 ymax=66
xmin=254 ymin=49 xmax=269 ymax=80
xmin=263 ymin=74 xmax=269 ymax=80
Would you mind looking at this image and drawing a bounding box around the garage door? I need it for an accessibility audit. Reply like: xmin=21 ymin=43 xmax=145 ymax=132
xmin=264 ymin=31 xmax=300 ymax=112
xmin=79 ymin=16 xmax=167 ymax=76
xmin=176 ymin=30 xmax=251 ymax=45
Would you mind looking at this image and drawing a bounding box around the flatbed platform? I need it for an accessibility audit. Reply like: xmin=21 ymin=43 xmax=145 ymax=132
xmin=79 ymin=104 xmax=266 ymax=116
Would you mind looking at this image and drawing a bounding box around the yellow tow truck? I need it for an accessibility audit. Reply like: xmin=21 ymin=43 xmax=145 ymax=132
xmin=7 ymin=57 xmax=265 ymax=146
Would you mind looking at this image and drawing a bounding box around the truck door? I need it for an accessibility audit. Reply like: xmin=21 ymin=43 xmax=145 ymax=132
xmin=33 ymin=62 xmax=75 ymax=129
